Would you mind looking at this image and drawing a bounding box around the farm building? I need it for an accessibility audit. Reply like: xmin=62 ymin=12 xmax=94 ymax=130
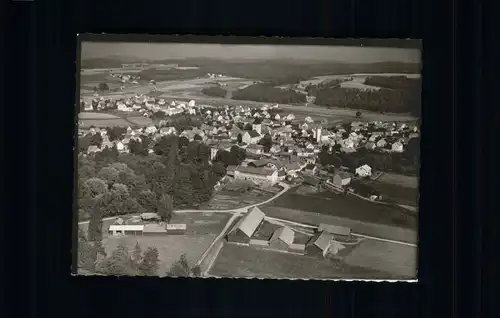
xmin=142 ymin=223 xmax=168 ymax=236
xmin=306 ymin=231 xmax=334 ymax=257
xmin=242 ymin=130 xmax=262 ymax=144
xmin=269 ymin=226 xmax=295 ymax=250
xmin=166 ymin=224 xmax=187 ymax=235
xmin=302 ymin=174 xmax=321 ymax=188
xmin=289 ymin=243 xmax=306 ymax=252
xmin=108 ymin=225 xmax=144 ymax=236
xmin=140 ymin=213 xmax=161 ymax=222
xmin=318 ymin=223 xmax=352 ymax=238
xmin=332 ymin=171 xmax=352 ymax=187
xmin=234 ymin=166 xmax=279 ymax=186
xmin=226 ymin=207 xmax=266 ymax=244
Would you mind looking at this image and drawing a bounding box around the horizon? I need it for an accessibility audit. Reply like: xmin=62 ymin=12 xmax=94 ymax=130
xmin=82 ymin=42 xmax=421 ymax=64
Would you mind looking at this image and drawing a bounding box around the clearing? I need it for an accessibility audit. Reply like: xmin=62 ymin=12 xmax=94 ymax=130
xmin=209 ymin=243 xmax=395 ymax=279
xmin=169 ymin=212 xmax=232 ymax=235
xmin=78 ymin=112 xmax=121 ymax=119
xmin=377 ymin=172 xmax=419 ymax=188
xmin=265 ymin=189 xmax=418 ymax=230
xmin=366 ymin=181 xmax=419 ymax=207
xmin=262 ymin=206 xmax=418 ymax=244
xmin=126 ymin=116 xmax=153 ymax=126
xmin=345 ymin=239 xmax=417 ymax=279
xmin=78 ymin=118 xmax=132 ymax=128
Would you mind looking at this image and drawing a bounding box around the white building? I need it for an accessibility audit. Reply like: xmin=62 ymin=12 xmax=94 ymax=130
xmin=355 ymin=164 xmax=372 ymax=177
xmin=242 ymin=130 xmax=262 ymax=144
xmin=391 ymin=141 xmax=404 ymax=152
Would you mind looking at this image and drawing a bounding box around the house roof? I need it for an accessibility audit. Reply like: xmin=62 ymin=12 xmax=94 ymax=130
xmin=335 ymin=171 xmax=352 ymax=179
xmin=236 ymin=166 xmax=275 ymax=176
xmin=312 ymin=231 xmax=334 ymax=251
xmin=140 ymin=213 xmax=160 ymax=219
xmin=285 ymin=162 xmax=301 ymax=171
xmin=318 ymin=223 xmax=351 ymax=236
xmin=245 ymin=130 xmax=261 ymax=138
xmin=230 ymin=207 xmax=265 ymax=238
xmin=357 ymin=164 xmax=372 ymax=171
xmin=109 ymin=225 xmax=144 ymax=231
xmin=248 ymin=159 xmax=269 ymax=167
xmin=270 ymin=226 xmax=295 ymax=246
xmin=302 ymin=174 xmax=320 ymax=186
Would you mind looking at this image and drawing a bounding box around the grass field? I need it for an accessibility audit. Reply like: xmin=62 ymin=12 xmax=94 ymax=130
xmin=78 ymin=112 xmax=121 ymax=119
xmin=345 ymin=239 xmax=417 ymax=279
xmin=209 ymin=243 xmax=394 ymax=279
xmin=366 ymin=181 xmax=419 ymax=207
xmin=102 ymin=235 xmax=215 ymax=276
xmin=377 ymin=173 xmax=419 ymax=188
xmin=79 ymin=118 xmax=132 ymax=128
xmin=169 ymin=212 xmax=232 ymax=235
xmin=267 ymin=189 xmax=417 ymax=229
xmin=126 ymin=116 xmax=153 ymax=126
xmin=262 ymin=206 xmax=418 ymax=244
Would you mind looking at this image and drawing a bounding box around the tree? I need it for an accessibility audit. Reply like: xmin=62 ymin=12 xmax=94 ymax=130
xmin=87 ymin=201 xmax=103 ymax=242
xmin=191 ymin=265 xmax=201 ymax=277
xmin=212 ymin=161 xmax=226 ymax=177
xmin=82 ymin=177 xmax=109 ymax=198
xmin=131 ymin=242 xmax=143 ymax=268
xmin=193 ymin=134 xmax=202 ymax=141
xmin=77 ymin=228 xmax=97 ymax=271
xmin=137 ymin=190 xmax=157 ymax=213
xmin=97 ymin=167 xmax=121 ymax=186
xmin=167 ymin=253 xmax=191 ymax=277
xmin=96 ymin=243 xmax=137 ymax=276
xmin=98 ymin=82 xmax=109 ymax=91
xmin=244 ymin=123 xmax=253 ymax=131
xmin=129 ymin=139 xmax=147 ymax=156
xmin=106 ymin=126 xmax=127 ymax=142
xmin=356 ymin=111 xmax=362 ymax=118
xmin=237 ymin=133 xmax=243 ymax=143
xmin=138 ymin=247 xmax=160 ymax=276
xmin=258 ymin=133 xmax=273 ymax=152
xmin=157 ymin=193 xmax=173 ymax=222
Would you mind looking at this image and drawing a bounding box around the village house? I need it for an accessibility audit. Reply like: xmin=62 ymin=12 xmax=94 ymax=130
xmin=246 ymin=144 xmax=264 ymax=155
xmin=306 ymin=231 xmax=335 ymax=257
xmin=391 ymin=141 xmax=404 ymax=152
xmin=318 ymin=223 xmax=351 ymax=239
xmin=355 ymin=164 xmax=372 ymax=177
xmin=233 ymin=166 xmax=279 ymax=186
xmin=242 ymin=130 xmax=262 ymax=144
xmin=331 ymin=171 xmax=352 ymax=187
xmin=226 ymin=207 xmax=266 ymax=244
xmin=365 ymin=142 xmax=376 ymax=150
xmin=376 ymin=138 xmax=387 ymax=148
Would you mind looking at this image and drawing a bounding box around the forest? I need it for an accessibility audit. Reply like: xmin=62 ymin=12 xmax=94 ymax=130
xmin=232 ymin=83 xmax=306 ymax=104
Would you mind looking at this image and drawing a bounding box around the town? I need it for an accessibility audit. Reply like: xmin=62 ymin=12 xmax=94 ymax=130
xmin=77 ymin=42 xmax=420 ymax=280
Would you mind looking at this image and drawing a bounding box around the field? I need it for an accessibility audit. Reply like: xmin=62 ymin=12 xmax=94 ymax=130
xmin=266 ymin=189 xmax=418 ymax=229
xmin=78 ymin=118 xmax=132 ymax=128
xmin=344 ymin=239 xmax=417 ymax=279
xmin=377 ymin=172 xmax=419 ymax=188
xmin=199 ymin=182 xmax=279 ymax=210
xmin=262 ymin=206 xmax=418 ymax=244
xmin=169 ymin=212 xmax=232 ymax=235
xmin=101 ymin=235 xmax=215 ymax=276
xmin=126 ymin=116 xmax=153 ymax=126
xmin=78 ymin=112 xmax=121 ymax=119
xmin=366 ymin=181 xmax=419 ymax=207
xmin=209 ymin=243 xmax=394 ymax=279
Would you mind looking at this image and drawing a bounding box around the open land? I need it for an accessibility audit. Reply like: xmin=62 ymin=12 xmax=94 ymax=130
xmin=209 ymin=243 xmax=398 ymax=279
xmin=377 ymin=172 xmax=419 ymax=188
xmin=264 ymin=188 xmax=418 ymax=230
xmin=365 ymin=180 xmax=419 ymax=207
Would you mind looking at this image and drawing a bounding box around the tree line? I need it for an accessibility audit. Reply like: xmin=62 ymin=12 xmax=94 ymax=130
xmin=309 ymin=77 xmax=421 ymax=117
xmin=201 ymin=86 xmax=227 ymax=98
xmin=232 ymin=83 xmax=306 ymax=104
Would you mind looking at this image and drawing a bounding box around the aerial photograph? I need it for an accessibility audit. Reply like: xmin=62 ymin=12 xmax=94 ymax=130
xmin=75 ymin=38 xmax=421 ymax=280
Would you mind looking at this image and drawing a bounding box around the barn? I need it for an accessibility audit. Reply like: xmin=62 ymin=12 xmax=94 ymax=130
xmin=269 ymin=226 xmax=295 ymax=250
xmin=166 ymin=224 xmax=187 ymax=235
xmin=226 ymin=207 xmax=265 ymax=244
xmin=142 ymin=223 xmax=168 ymax=236
xmin=306 ymin=231 xmax=334 ymax=257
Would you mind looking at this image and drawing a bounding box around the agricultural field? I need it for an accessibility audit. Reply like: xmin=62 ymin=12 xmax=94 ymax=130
xmin=169 ymin=212 xmax=232 ymax=235
xmin=78 ymin=112 xmax=121 ymax=119
xmin=209 ymin=243 xmax=393 ymax=279
xmin=266 ymin=189 xmax=418 ymax=230
xmin=101 ymin=234 xmax=215 ymax=276
xmin=126 ymin=116 xmax=153 ymax=126
xmin=366 ymin=181 xmax=419 ymax=207
xmin=377 ymin=172 xmax=419 ymax=188
xmin=199 ymin=182 xmax=278 ymax=210
xmin=262 ymin=206 xmax=418 ymax=244
xmin=344 ymin=239 xmax=417 ymax=279
xmin=78 ymin=118 xmax=132 ymax=128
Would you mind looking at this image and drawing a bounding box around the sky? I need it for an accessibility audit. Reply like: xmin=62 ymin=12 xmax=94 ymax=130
xmin=82 ymin=42 xmax=421 ymax=63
